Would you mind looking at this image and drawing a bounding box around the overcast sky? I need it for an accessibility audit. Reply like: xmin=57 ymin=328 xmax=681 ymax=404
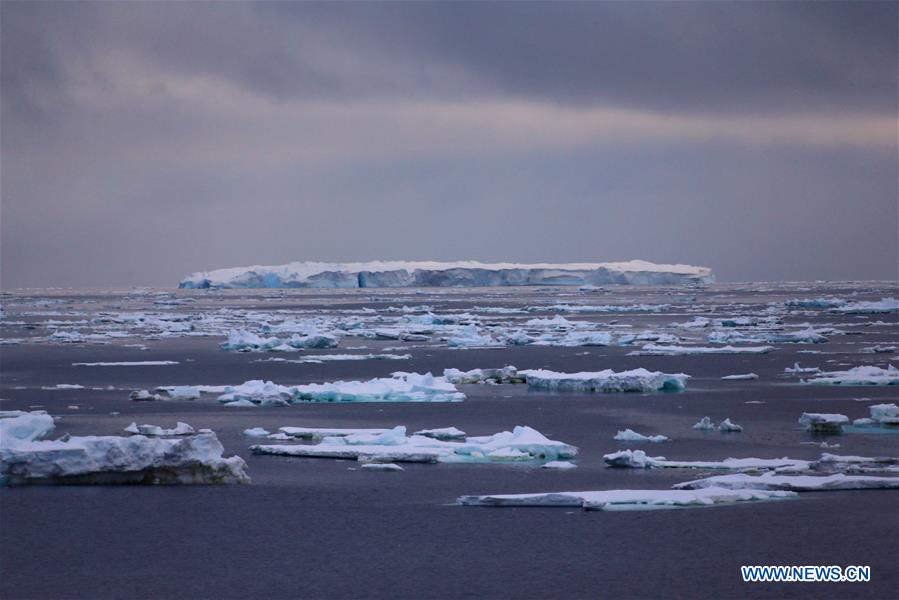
xmin=2 ymin=1 xmax=896 ymax=288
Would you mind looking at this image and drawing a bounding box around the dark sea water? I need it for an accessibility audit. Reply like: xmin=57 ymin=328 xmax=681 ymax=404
xmin=1 ymin=283 xmax=897 ymax=599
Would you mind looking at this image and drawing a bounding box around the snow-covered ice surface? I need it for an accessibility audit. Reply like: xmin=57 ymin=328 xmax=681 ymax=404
xmin=179 ymin=260 xmax=715 ymax=289
xmin=674 ymin=473 xmax=899 ymax=492
xmin=458 ymin=487 xmax=795 ymax=510
xmin=523 ymin=368 xmax=688 ymax=393
xmin=613 ymin=429 xmax=668 ymax=443
xmin=3 ymin=281 xmax=899 ymax=598
xmin=803 ymin=365 xmax=899 ymax=386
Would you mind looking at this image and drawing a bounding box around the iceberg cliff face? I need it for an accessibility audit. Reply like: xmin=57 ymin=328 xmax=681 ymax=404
xmin=178 ymin=260 xmax=714 ymax=289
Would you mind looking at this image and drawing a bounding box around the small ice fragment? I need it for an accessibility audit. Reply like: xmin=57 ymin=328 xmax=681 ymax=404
xmin=718 ymin=418 xmax=743 ymax=433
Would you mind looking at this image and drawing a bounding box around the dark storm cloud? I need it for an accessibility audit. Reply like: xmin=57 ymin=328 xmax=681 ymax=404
xmin=1 ymin=1 xmax=896 ymax=287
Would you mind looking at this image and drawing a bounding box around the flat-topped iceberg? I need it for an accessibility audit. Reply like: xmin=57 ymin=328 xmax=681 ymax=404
xmin=803 ymin=365 xmax=899 ymax=386
xmin=603 ymin=449 xmax=808 ymax=470
xmin=523 ymin=368 xmax=688 ymax=393
xmin=458 ymin=487 xmax=795 ymax=511
xmin=0 ymin=412 xmax=249 ymax=485
xmin=251 ymin=425 xmax=577 ymax=464
xmin=674 ymin=473 xmax=899 ymax=492
xmin=217 ymin=373 xmax=464 ymax=404
xmin=799 ymin=413 xmax=849 ymax=434
xmin=179 ymin=260 xmax=714 ymax=289
xmin=614 ymin=429 xmax=669 ymax=443
xmin=852 ymin=403 xmax=899 ymax=428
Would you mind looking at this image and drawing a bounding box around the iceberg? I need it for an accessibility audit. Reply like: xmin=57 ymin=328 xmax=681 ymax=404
xmin=803 ymin=365 xmax=899 ymax=386
xmin=721 ymin=373 xmax=759 ymax=380
xmin=692 ymin=417 xmax=715 ymax=431
xmin=179 ymin=260 xmax=715 ymax=289
xmin=718 ymin=418 xmax=743 ymax=433
xmin=523 ymin=368 xmax=688 ymax=393
xmin=613 ymin=429 xmax=669 ymax=443
xmin=0 ymin=413 xmax=249 ymax=486
xmin=252 ymin=425 xmax=577 ymax=465
xmin=854 ymin=403 xmax=899 ymax=428
xmin=123 ymin=422 xmax=196 ymax=436
xmin=629 ymin=344 xmax=773 ymax=356
xmin=798 ymin=413 xmax=849 ymax=434
xmin=458 ymin=487 xmax=795 ymax=511
xmin=674 ymin=473 xmax=899 ymax=492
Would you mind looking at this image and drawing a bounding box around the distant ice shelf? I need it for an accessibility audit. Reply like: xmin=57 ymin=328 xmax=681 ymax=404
xmin=178 ymin=260 xmax=714 ymax=289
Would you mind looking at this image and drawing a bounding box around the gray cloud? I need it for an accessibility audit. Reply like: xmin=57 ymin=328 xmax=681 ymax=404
xmin=1 ymin=1 xmax=896 ymax=287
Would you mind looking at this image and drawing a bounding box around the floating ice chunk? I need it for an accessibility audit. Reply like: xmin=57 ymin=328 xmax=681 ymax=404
xmin=326 ymin=426 xmax=407 ymax=446
xmin=487 ymin=447 xmax=532 ymax=461
xmin=785 ymin=297 xmax=846 ymax=309
xmin=413 ymin=427 xmax=467 ymax=441
xmin=72 ymin=361 xmax=179 ymax=367
xmin=0 ymin=412 xmax=55 ymax=445
xmin=219 ymin=329 xmax=283 ymax=352
xmin=179 ymin=260 xmax=715 ymax=289
xmin=833 ymin=297 xmax=899 ymax=314
xmin=217 ymin=380 xmax=292 ymax=405
xmin=286 ymin=373 xmax=465 ymax=403
xmin=692 ymin=417 xmax=715 ymax=431
xmin=267 ymin=433 xmax=290 ymax=440
xmin=458 ymin=487 xmax=794 ymax=510
xmin=123 ymin=422 xmax=196 ymax=436
xmin=861 ymin=345 xmax=897 ymax=354
xmin=0 ymin=431 xmax=249 ymax=485
xmin=43 ymin=384 xmax=85 ymax=389
xmin=243 ymin=427 xmax=271 ymax=437
xmin=278 ymin=427 xmax=391 ymax=440
xmin=798 ymin=413 xmax=849 ymax=434
xmin=868 ymin=403 xmax=899 ymax=423
xmin=718 ymin=418 xmax=743 ymax=432
xmin=443 ymin=366 xmax=525 ymax=385
xmin=166 ymin=386 xmax=202 ymax=401
xmin=360 ymin=463 xmax=404 ymax=471
xmin=785 ymin=362 xmax=821 ymax=374
xmin=258 ymin=353 xmax=411 ymax=364
xmin=674 ymin=472 xmax=899 ymax=492
xmin=525 ymin=315 xmax=573 ymax=329
xmin=539 ymin=331 xmax=615 ymax=347
xmin=223 ymin=399 xmax=257 ymax=407
xmin=542 ymin=461 xmax=577 ymax=470
xmin=545 ymin=303 xmax=669 ymax=314
xmin=445 ymin=325 xmax=500 ymax=348
xmin=804 ymin=365 xmax=899 ymax=386
xmin=721 ymin=373 xmax=759 ymax=380
xmin=284 ymin=333 xmax=340 ymax=349
xmin=614 ymin=429 xmax=669 ymax=443
xmin=629 ymin=344 xmax=773 ymax=356
xmin=603 ymin=449 xmax=807 ymax=471
xmin=675 ymin=316 xmax=712 ymax=328
xmin=523 ymin=368 xmax=688 ymax=393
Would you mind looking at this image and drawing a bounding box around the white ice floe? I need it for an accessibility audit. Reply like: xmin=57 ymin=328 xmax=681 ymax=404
xmin=708 ymin=328 xmax=828 ymax=345
xmin=861 ymin=345 xmax=897 ymax=354
xmin=628 ymin=344 xmax=773 ymax=356
xmin=412 ymin=427 xmax=467 ymax=441
xmin=179 ymin=260 xmax=714 ymax=289
xmin=785 ymin=297 xmax=846 ymax=309
xmin=220 ymin=329 xmax=339 ymax=352
xmin=252 ymin=425 xmax=577 ymax=464
xmin=833 ymin=297 xmax=899 ymax=314
xmin=852 ymin=403 xmax=899 ymax=428
xmin=124 ymin=422 xmax=196 ymax=436
xmin=360 ymin=463 xmax=404 ymax=471
xmin=799 ymin=413 xmax=849 ymax=434
xmin=218 ymin=373 xmax=464 ymax=405
xmin=718 ymin=418 xmax=743 ymax=433
xmin=458 ymin=487 xmax=794 ymax=511
xmin=614 ymin=429 xmax=669 ymax=443
xmin=674 ymin=472 xmax=899 ymax=492
xmin=72 ymin=361 xmax=179 ymax=367
xmin=692 ymin=417 xmax=715 ymax=431
xmin=542 ymin=461 xmax=577 ymax=470
xmin=443 ymin=366 xmax=526 ymax=385
xmin=803 ymin=365 xmax=899 ymax=386
xmin=785 ymin=362 xmax=821 ymax=374
xmin=258 ymin=353 xmax=411 ymax=364
xmin=523 ymin=368 xmax=688 ymax=393
xmin=603 ymin=449 xmax=806 ymax=470
xmin=0 ymin=412 xmax=248 ymax=485
xmin=721 ymin=373 xmax=759 ymax=380
xmin=279 ymin=427 xmax=391 ymax=440
xmin=243 ymin=427 xmax=271 ymax=437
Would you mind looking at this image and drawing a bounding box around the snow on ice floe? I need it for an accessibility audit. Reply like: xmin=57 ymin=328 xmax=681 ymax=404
xmin=243 ymin=427 xmax=271 ymax=437
xmin=799 ymin=413 xmax=849 ymax=434
xmin=674 ymin=473 xmax=899 ymax=492
xmin=785 ymin=362 xmax=821 ymax=374
xmin=851 ymin=403 xmax=899 ymax=429
xmin=614 ymin=429 xmax=668 ymax=443
xmin=413 ymin=427 xmax=467 ymax=441
xmin=803 ymin=365 xmax=899 ymax=386
xmin=628 ymin=344 xmax=773 ymax=356
xmin=179 ymin=260 xmax=714 ymax=289
xmin=72 ymin=361 xmax=179 ymax=367
xmin=457 ymin=487 xmax=794 ymax=511
xmin=278 ymin=426 xmax=391 ymax=440
xmin=217 ymin=373 xmax=464 ymax=405
xmin=251 ymin=425 xmax=577 ymax=465
xmin=124 ymin=422 xmax=196 ymax=436
xmin=542 ymin=461 xmax=577 ymax=470
xmin=603 ymin=450 xmax=804 ymax=470
xmin=0 ymin=411 xmax=248 ymax=485
xmin=721 ymin=373 xmax=759 ymax=380
xmin=522 ymin=368 xmax=688 ymax=393
xmin=443 ymin=366 xmax=527 ymax=384
xmin=833 ymin=298 xmax=899 ymax=314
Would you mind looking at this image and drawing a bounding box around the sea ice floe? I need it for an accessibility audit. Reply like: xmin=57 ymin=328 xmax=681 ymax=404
xmin=603 ymin=450 xmax=806 ymax=471
xmin=243 ymin=427 xmax=271 ymax=437
xmin=256 ymin=353 xmax=411 ymax=364
xmin=124 ymin=422 xmax=196 ymax=436
xmin=798 ymin=413 xmax=849 ymax=434
xmin=785 ymin=362 xmax=821 ymax=374
xmin=692 ymin=417 xmax=715 ymax=431
xmin=278 ymin=427 xmax=391 ymax=440
xmin=803 ymin=365 xmax=899 ymax=386
xmin=251 ymin=425 xmax=577 ymax=465
xmin=833 ymin=297 xmax=899 ymax=314
xmin=412 ymin=427 xmax=467 ymax=441
xmin=220 ymin=329 xmax=340 ymax=352
xmin=628 ymin=344 xmax=773 ymax=356
xmin=852 ymin=403 xmax=899 ymax=428
xmin=0 ymin=412 xmax=248 ymax=485
xmin=218 ymin=373 xmax=464 ymax=404
xmin=72 ymin=361 xmax=179 ymax=367
xmin=708 ymin=328 xmax=828 ymax=345
xmin=614 ymin=429 xmax=668 ymax=443
xmin=718 ymin=418 xmax=743 ymax=433
xmin=721 ymin=373 xmax=759 ymax=380
xmin=674 ymin=472 xmax=899 ymax=492
xmin=458 ymin=487 xmax=795 ymax=511
xmin=360 ymin=463 xmax=404 ymax=471
xmin=542 ymin=461 xmax=577 ymax=470
xmin=443 ymin=366 xmax=526 ymax=385
xmin=523 ymin=368 xmax=688 ymax=393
